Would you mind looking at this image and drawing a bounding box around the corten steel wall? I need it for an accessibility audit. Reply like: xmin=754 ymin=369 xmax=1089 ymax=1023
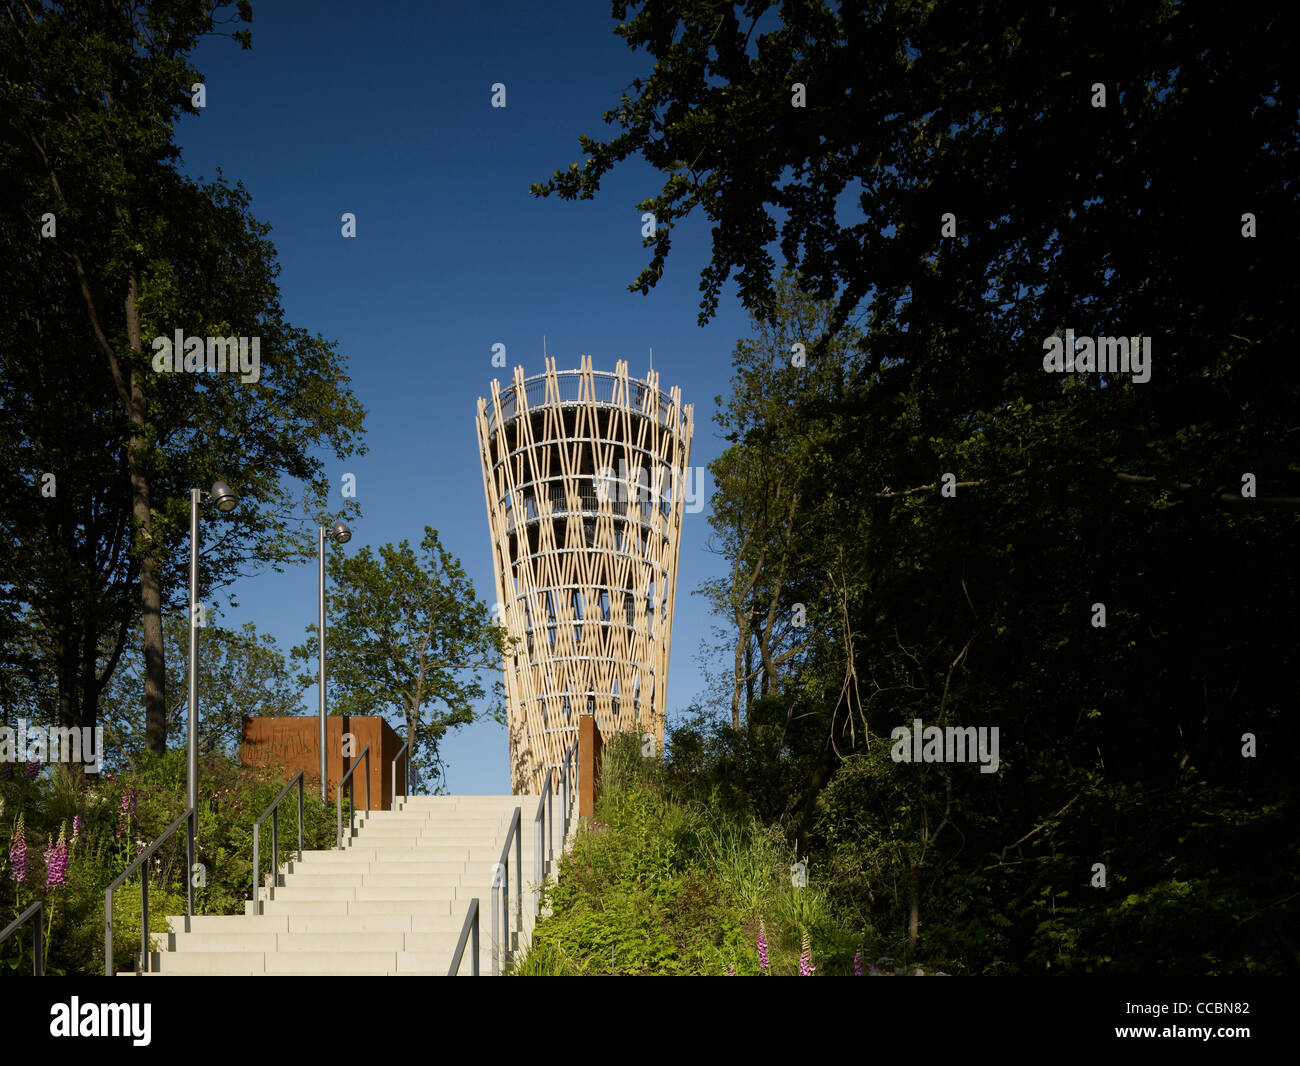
xmin=241 ymin=716 xmax=404 ymax=810
xmin=476 ymin=356 xmax=694 ymax=794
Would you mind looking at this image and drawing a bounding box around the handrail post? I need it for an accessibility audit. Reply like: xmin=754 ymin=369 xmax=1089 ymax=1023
xmin=514 ymin=814 xmax=522 ymax=947
xmin=502 ymin=851 xmax=511 ymax=967
xmin=491 ymin=806 xmax=522 ymax=974
xmin=391 ymin=741 xmax=409 ymax=809
xmin=534 ymin=814 xmax=543 ymax=914
xmin=491 ymin=868 xmax=501 ymax=975
xmin=448 ymin=898 xmax=481 ymax=976
xmin=105 ymin=889 xmax=114 ymax=976
xmin=271 ymin=807 xmax=279 ymax=900
xmin=186 ymin=807 xmax=196 ymax=919
xmin=336 ymin=744 xmax=372 ymax=848
xmin=472 ymin=908 xmax=480 ymax=976
xmin=253 ymin=772 xmax=305 ymax=917
xmin=104 ymin=807 xmax=194 ymax=977
xmin=140 ymin=860 xmax=150 ymax=973
xmin=0 ymin=902 xmax=45 ymax=976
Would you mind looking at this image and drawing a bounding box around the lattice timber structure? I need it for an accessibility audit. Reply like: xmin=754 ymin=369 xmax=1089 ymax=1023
xmin=476 ymin=356 xmax=694 ymax=793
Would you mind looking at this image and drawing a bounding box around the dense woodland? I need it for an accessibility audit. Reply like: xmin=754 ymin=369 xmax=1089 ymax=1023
xmin=1 ymin=2 xmax=1298 ymax=975
xmin=533 ymin=1 xmax=1300 ymax=973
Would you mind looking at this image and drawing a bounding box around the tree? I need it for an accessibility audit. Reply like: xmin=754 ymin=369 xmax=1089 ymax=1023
xmin=697 ymin=269 xmax=859 ymax=731
xmin=292 ymin=529 xmax=508 ymax=791
xmin=532 ymin=2 xmax=1298 ymax=507
xmin=0 ymin=1 xmax=365 ymax=753
xmin=0 ymin=121 xmax=136 ymax=740
xmin=541 ymin=4 xmax=1300 ymax=970
xmin=98 ymin=611 xmax=306 ymax=774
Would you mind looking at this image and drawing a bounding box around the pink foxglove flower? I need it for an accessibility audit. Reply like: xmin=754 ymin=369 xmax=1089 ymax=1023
xmin=799 ymin=932 xmax=815 ymax=976
xmin=44 ymin=824 xmax=68 ymax=890
xmin=9 ymin=813 xmax=28 ymax=884
xmin=756 ymin=924 xmax=769 ymax=972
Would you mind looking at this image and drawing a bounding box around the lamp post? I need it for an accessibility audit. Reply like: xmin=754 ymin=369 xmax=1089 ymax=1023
xmin=188 ymin=480 xmax=238 ymax=915
xmin=319 ymin=520 xmax=351 ymax=802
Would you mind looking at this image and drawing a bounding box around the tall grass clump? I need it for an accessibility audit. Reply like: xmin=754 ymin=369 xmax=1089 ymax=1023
xmin=517 ymin=731 xmax=871 ymax=975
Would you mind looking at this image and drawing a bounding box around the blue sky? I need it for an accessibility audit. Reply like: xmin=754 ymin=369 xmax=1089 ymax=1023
xmin=175 ymin=1 xmax=761 ymax=792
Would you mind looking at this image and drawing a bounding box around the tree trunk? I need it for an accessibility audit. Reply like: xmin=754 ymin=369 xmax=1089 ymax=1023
xmin=907 ymin=860 xmax=920 ymax=961
xmin=122 ymin=272 xmax=168 ymax=755
xmin=731 ymin=608 xmax=745 ymax=731
xmin=744 ymin=628 xmax=754 ymax=713
xmin=793 ymin=744 xmax=841 ymax=854
xmin=54 ymin=605 xmax=78 ymax=730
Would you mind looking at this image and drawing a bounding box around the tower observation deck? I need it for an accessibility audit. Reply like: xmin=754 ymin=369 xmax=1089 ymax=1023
xmin=475 ymin=355 xmax=695 ymax=793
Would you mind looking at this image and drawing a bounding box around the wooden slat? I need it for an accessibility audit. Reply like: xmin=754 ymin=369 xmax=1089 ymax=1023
xmin=476 ymin=356 xmax=694 ymax=793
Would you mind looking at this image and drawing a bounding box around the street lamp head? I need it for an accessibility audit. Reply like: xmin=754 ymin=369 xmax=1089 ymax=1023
xmin=209 ymin=481 xmax=239 ymax=512
xmin=331 ymin=520 xmax=352 ymax=544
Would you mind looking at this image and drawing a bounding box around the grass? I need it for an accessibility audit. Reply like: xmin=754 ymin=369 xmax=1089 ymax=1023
xmin=513 ymin=732 xmax=872 ymax=976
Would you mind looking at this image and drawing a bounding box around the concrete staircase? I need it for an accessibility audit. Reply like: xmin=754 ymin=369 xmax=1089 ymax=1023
xmin=128 ymin=794 xmax=551 ymax=976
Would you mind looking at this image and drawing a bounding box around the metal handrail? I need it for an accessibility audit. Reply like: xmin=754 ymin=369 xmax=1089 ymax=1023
xmin=533 ymin=737 xmax=580 ymax=913
xmin=560 ymin=734 xmax=579 ymax=849
xmin=336 ymin=745 xmax=371 ymax=848
xmin=447 ymin=897 xmax=481 ymax=976
xmin=0 ymin=901 xmax=44 ymax=975
xmin=251 ymin=771 xmax=304 ymax=914
xmin=105 ymin=806 xmax=195 ymax=976
xmin=391 ymin=741 xmax=410 ymax=809
xmin=533 ymin=770 xmax=553 ymax=917
xmin=451 ymin=738 xmax=581 ymax=977
xmin=490 ymin=806 xmax=522 ymax=975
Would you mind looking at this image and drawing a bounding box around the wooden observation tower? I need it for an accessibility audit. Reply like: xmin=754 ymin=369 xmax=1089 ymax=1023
xmin=475 ymin=355 xmax=694 ymax=793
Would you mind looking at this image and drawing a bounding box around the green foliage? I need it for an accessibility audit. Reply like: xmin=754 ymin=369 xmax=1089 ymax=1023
xmin=566 ymin=9 xmax=1300 ymax=972
xmin=0 ymin=750 xmax=334 ymax=976
xmin=517 ymin=733 xmax=866 ymax=976
xmin=291 ymin=527 xmax=505 ymax=790
xmin=0 ymin=0 xmax=364 ymax=753
xmin=99 ymin=611 xmax=305 ymax=773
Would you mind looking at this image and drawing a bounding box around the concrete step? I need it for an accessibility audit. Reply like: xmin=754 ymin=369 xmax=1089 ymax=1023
xmin=271 ymin=874 xmax=467 ymax=890
xmin=144 ymin=951 xmax=269 ymax=975
xmin=285 ymin=858 xmax=497 ymax=876
xmin=355 ymin=822 xmax=530 ymax=832
xmin=257 ymin=898 xmax=455 ymax=916
xmin=267 ymin=885 xmax=493 ymax=902
xmin=353 ymin=818 xmax=522 ymax=830
xmin=167 ymin=912 xmax=477 ymax=936
xmin=358 ymin=816 xmax=520 ymax=826
xmin=141 ymin=792 xmax=566 ymax=976
xmin=163 ymin=930 xmax=503 ymax=954
xmin=290 ymin=913 xmax=474 ymax=934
